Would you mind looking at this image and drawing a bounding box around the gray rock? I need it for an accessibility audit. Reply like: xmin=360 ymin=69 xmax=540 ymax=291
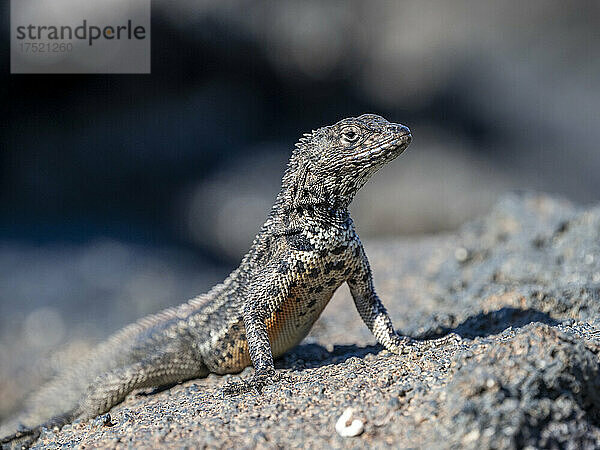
xmin=5 ymin=192 xmax=600 ymax=448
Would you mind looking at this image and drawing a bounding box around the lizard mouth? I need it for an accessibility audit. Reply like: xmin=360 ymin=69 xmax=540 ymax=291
xmin=351 ymin=132 xmax=412 ymax=161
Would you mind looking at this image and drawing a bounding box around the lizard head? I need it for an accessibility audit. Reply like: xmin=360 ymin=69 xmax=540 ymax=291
xmin=284 ymin=114 xmax=411 ymax=210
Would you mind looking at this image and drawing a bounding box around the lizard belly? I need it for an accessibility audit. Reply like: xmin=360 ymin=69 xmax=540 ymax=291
xmin=267 ymin=244 xmax=360 ymax=358
xmin=267 ymin=286 xmax=336 ymax=358
xmin=208 ymin=287 xmax=338 ymax=374
xmin=207 ymin=243 xmax=360 ymax=374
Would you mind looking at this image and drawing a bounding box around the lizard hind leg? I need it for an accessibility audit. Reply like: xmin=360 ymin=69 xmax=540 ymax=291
xmin=1 ymin=352 xmax=208 ymax=449
xmin=75 ymin=351 xmax=209 ymax=421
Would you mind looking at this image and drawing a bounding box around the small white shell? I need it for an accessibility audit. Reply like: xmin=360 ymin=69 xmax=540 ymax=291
xmin=335 ymin=407 xmax=365 ymax=437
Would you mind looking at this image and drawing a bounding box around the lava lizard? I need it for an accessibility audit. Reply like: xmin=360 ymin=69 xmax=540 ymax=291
xmin=1 ymin=114 xmax=442 ymax=447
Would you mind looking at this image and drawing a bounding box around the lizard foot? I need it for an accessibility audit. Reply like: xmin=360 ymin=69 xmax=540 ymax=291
xmin=393 ymin=332 xmax=463 ymax=355
xmin=422 ymin=332 xmax=463 ymax=349
xmin=221 ymin=369 xmax=287 ymax=397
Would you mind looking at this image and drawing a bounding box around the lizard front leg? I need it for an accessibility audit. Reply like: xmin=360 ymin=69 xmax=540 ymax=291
xmin=348 ymin=243 xmax=418 ymax=354
xmin=223 ymin=265 xmax=290 ymax=395
xmin=349 ymin=243 xmax=461 ymax=354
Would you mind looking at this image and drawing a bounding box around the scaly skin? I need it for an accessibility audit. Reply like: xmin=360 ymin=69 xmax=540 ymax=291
xmin=1 ymin=114 xmax=442 ymax=448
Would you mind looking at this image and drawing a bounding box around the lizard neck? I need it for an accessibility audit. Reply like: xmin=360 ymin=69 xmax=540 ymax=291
xmin=276 ymin=162 xmax=352 ymax=230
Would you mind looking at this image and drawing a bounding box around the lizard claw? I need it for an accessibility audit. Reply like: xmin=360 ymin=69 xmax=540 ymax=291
xmin=221 ymin=369 xmax=286 ymax=397
xmin=221 ymin=378 xmax=255 ymax=397
xmin=422 ymin=332 xmax=463 ymax=349
xmin=392 ymin=332 xmax=463 ymax=355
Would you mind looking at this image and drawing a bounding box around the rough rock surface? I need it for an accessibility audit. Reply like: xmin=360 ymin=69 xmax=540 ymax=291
xmin=7 ymin=193 xmax=600 ymax=449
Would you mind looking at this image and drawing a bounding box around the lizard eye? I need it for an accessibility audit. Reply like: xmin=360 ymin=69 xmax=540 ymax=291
xmin=341 ymin=126 xmax=361 ymax=145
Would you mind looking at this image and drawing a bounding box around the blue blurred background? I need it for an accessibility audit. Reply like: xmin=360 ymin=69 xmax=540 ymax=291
xmin=1 ymin=0 xmax=599 ymax=419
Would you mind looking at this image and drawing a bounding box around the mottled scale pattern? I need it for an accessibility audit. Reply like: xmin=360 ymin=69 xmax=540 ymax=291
xmin=266 ymin=227 xmax=359 ymax=358
xmin=1 ymin=114 xmax=413 ymax=448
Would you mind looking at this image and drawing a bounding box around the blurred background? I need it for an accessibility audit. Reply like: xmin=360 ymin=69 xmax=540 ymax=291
xmin=1 ymin=0 xmax=599 ymax=421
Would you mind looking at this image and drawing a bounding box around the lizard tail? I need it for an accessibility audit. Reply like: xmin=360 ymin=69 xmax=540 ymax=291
xmin=0 ymin=301 xmax=209 ymax=445
xmin=0 ymin=337 xmax=127 ymax=443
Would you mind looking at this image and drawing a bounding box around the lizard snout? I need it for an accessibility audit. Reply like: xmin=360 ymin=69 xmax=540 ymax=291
xmin=388 ymin=123 xmax=411 ymax=138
